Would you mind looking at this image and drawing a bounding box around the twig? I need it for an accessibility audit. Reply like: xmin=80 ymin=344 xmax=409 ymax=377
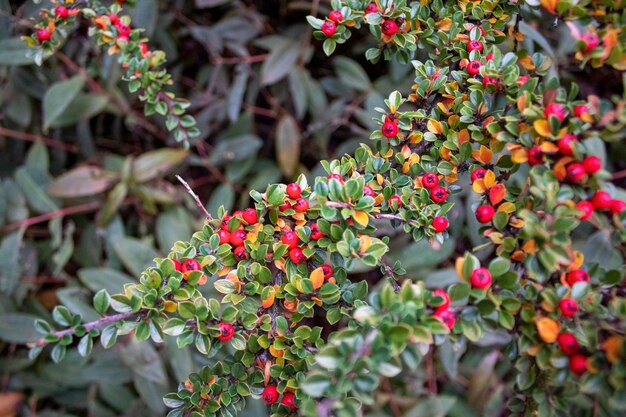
xmin=32 ymin=311 xmax=136 ymax=347
xmin=176 ymin=175 xmax=212 ymax=220
xmin=0 ymin=201 xmax=101 ymax=234
xmin=0 ymin=126 xmax=78 ymax=153
xmin=426 ymin=346 xmax=437 ymax=394
xmin=212 ymin=54 xmax=268 ymax=65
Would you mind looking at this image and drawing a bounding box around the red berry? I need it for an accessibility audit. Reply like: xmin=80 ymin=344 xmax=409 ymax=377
xmin=517 ymin=75 xmax=529 ymax=86
xmin=310 ymin=223 xmax=325 ymax=240
xmin=471 ymin=168 xmax=486 ymax=182
xmin=363 ymin=184 xmax=375 ymax=197
xmin=569 ymin=354 xmax=588 ymax=376
xmin=581 ymin=32 xmax=599 ymax=53
xmin=289 ymin=248 xmax=306 ymax=264
xmin=108 ymin=13 xmax=120 ymax=25
xmin=557 ymin=332 xmax=579 ymax=355
xmin=559 ymin=298 xmax=579 ymax=317
xmin=138 ymin=43 xmax=149 ymax=56
xmin=293 ymin=198 xmax=310 ymax=213
xmin=381 ymin=20 xmax=398 ymax=36
xmin=54 ymin=6 xmax=69 ymax=19
xmin=242 ymin=208 xmax=258 ymax=225
xmin=281 ymin=392 xmax=296 ymax=411
xmin=328 ymin=10 xmax=343 ymax=23
xmin=388 ymin=195 xmax=403 ymax=209
xmin=217 ymin=229 xmax=231 ymax=245
xmin=36 ymin=28 xmax=52 ymax=42
xmin=431 ymin=289 xmax=450 ymax=309
xmin=327 ymin=173 xmax=344 ymax=183
xmin=381 ymin=121 xmax=398 ymax=138
xmin=116 ymin=35 xmax=129 ymax=44
xmin=475 ymin=205 xmax=495 ymax=224
xmin=575 ymin=201 xmax=594 ymax=221
xmin=557 ymin=134 xmax=578 ymax=156
xmin=544 ymin=103 xmax=567 ymax=122
xmin=591 ymin=190 xmax=612 ymax=210
xmin=286 ymin=183 xmax=302 ymax=199
xmin=217 ymin=322 xmax=234 ymax=342
xmin=364 ymin=3 xmax=377 ymax=14
xmin=485 ymin=53 xmax=494 ymax=61
xmin=574 ymin=105 xmax=589 ymax=118
xmin=434 ymin=308 xmax=455 ymax=330
xmin=422 ymin=172 xmax=439 ymax=189
xmin=566 ymin=163 xmax=586 ymax=183
xmin=528 ymin=146 xmax=544 ymax=166
xmin=483 ymin=76 xmax=498 ymax=88
xmin=566 ymin=269 xmax=589 ymax=286
xmin=466 ymin=60 xmax=482 ymax=76
xmin=233 ymin=210 xmax=243 ymax=218
xmin=234 ymin=246 xmax=248 ymax=261
xmin=321 ymin=264 xmax=333 ymax=279
xmin=470 ymin=267 xmax=492 ymax=289
xmin=321 ymin=21 xmax=336 ymax=37
xmin=469 ymin=25 xmax=485 ymax=36
xmin=582 ymin=156 xmax=601 ymax=174
xmin=467 ymin=40 xmax=483 ymax=52
xmin=171 ymin=259 xmax=182 ymax=272
xmin=432 ymin=216 xmax=449 ymax=233
xmin=430 ymin=186 xmax=448 ymax=203
xmin=230 ymin=229 xmax=247 ymax=247
xmin=221 ymin=215 xmax=232 ymax=230
xmin=279 ymin=200 xmax=292 ymax=212
xmin=281 ymin=231 xmax=299 ymax=249
xmin=117 ymin=24 xmax=131 ymax=36
xmin=182 ymin=259 xmax=201 ymax=273
xmin=262 ymin=386 xmax=279 ymax=405
xmin=610 ymin=199 xmax=626 ymax=214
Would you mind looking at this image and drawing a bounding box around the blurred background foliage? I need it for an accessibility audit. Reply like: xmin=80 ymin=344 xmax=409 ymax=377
xmin=0 ymin=1 xmax=625 ymax=417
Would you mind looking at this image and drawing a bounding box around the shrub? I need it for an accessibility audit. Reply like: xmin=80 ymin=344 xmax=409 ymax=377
xmin=2 ymin=1 xmax=626 ymax=417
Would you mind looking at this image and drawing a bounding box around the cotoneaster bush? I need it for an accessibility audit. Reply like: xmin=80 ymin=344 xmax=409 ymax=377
xmin=16 ymin=1 xmax=626 ymax=417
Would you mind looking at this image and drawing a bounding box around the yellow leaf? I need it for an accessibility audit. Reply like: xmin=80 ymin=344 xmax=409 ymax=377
xmin=269 ymin=345 xmax=284 ymax=358
xmin=164 ymin=301 xmax=177 ymax=313
xmin=310 ymin=267 xmax=325 ymax=290
xmin=359 ymin=235 xmax=372 ymax=254
xmin=353 ymin=210 xmax=369 ymax=227
xmin=533 ymin=119 xmax=552 ymax=137
xmin=473 ymin=179 xmax=487 ymax=194
xmin=427 ymin=119 xmax=443 ymax=134
xmin=455 ymin=257 xmax=465 ymax=280
xmin=484 ymin=169 xmax=497 ymax=188
xmin=536 ymin=317 xmax=559 ymax=343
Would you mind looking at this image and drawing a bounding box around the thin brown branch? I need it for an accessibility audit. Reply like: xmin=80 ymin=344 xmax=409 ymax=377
xmin=426 ymin=346 xmax=438 ymax=395
xmin=212 ymin=54 xmax=268 ymax=65
xmin=0 ymin=126 xmax=78 ymax=153
xmin=0 ymin=201 xmax=101 ymax=234
xmin=32 ymin=311 xmax=136 ymax=347
xmin=176 ymin=175 xmax=212 ymax=220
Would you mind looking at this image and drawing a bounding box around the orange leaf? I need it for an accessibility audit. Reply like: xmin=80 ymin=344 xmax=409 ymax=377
xmin=601 ymin=335 xmax=623 ymax=364
xmin=540 ymin=0 xmax=558 ymax=13
xmin=455 ymin=257 xmax=465 ymax=280
xmin=309 ymin=267 xmax=325 ymax=290
xmin=533 ymin=119 xmax=552 ymax=137
xmin=458 ymin=129 xmax=470 ymax=144
xmin=536 ymin=317 xmax=559 ymax=343
xmin=489 ymin=183 xmax=506 ymax=205
xmin=359 ymin=235 xmax=372 ymax=254
xmin=484 ymin=169 xmax=497 ymax=188
xmin=473 ymin=179 xmax=487 ymax=194
xmin=427 ymin=119 xmax=443 ymax=134
xmin=269 ymin=345 xmax=284 ymax=358
xmin=540 ymin=141 xmax=559 ymax=155
xmin=472 ymin=145 xmax=493 ymax=164
xmin=262 ymin=286 xmax=276 ymax=309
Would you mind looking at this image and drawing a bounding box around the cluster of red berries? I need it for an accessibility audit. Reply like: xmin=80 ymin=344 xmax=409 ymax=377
xmin=558 ymin=331 xmax=588 ymax=375
xmin=576 ymin=190 xmax=625 ymax=220
xmin=279 ymin=183 xmax=310 ymax=213
xmin=218 ymin=208 xmax=260 ymax=261
xmin=321 ymin=9 xmax=343 ymax=37
xmin=431 ymin=289 xmax=454 ymax=329
xmin=261 ymin=385 xmax=296 ymax=411
xmin=421 ymin=172 xmax=449 ymax=233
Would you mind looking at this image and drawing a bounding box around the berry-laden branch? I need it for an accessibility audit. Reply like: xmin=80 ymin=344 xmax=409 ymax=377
xmin=24 ymin=1 xmax=626 ymax=417
xmin=24 ymin=0 xmax=200 ymax=145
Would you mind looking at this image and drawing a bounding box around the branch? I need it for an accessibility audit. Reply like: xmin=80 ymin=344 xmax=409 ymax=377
xmin=176 ymin=175 xmax=212 ymax=220
xmin=32 ymin=311 xmax=136 ymax=347
xmin=0 ymin=126 xmax=78 ymax=153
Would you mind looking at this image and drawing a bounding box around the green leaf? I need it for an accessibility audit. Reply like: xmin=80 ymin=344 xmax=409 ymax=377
xmin=133 ymin=149 xmax=189 ymax=183
xmin=0 ymin=231 xmax=23 ymax=295
xmin=112 ymin=236 xmax=158 ymax=277
xmin=0 ymin=313 xmax=40 ymax=343
xmin=276 ymin=113 xmax=301 ymax=177
xmin=49 ymin=94 xmax=108 ymax=128
xmin=260 ymin=38 xmax=301 ymax=85
xmin=206 ymin=183 xmax=235 ymax=217
xmin=93 ymin=289 xmax=111 ymax=315
xmin=15 ymin=167 xmax=58 ymax=213
xmin=0 ymin=38 xmax=38 ymax=66
xmin=43 ymin=76 xmax=85 ymax=131
xmin=334 ymin=57 xmax=371 ymax=92
xmin=78 ymin=268 xmax=134 ymax=295
xmin=48 ymin=166 xmax=118 ymax=198
xmin=300 ymin=373 xmax=331 ymax=397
